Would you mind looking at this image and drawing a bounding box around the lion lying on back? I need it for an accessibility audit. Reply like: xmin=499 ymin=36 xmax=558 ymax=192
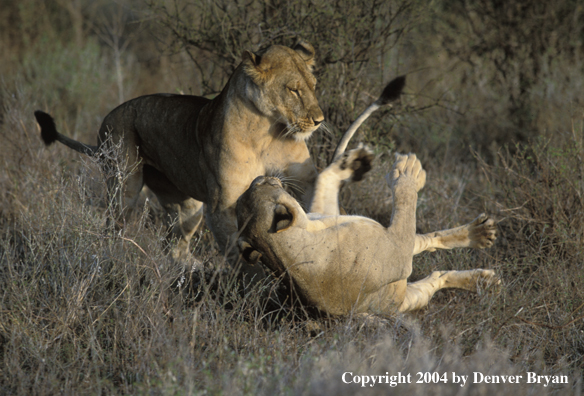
xmin=236 ymin=148 xmax=498 ymax=315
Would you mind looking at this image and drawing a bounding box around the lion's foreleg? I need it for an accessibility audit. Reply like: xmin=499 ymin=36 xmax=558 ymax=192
xmin=205 ymin=206 xmax=237 ymax=254
xmin=413 ymin=214 xmax=497 ymax=255
xmin=309 ymin=146 xmax=374 ymax=216
xmin=385 ymin=153 xmax=425 ymax=242
xmin=162 ymin=199 xmax=204 ymax=262
xmin=308 ymin=169 xmax=344 ymax=216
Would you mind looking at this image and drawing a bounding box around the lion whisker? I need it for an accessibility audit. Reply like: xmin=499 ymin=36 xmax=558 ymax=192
xmin=281 ymin=178 xmax=305 ymax=195
xmin=283 ymin=125 xmax=299 ymax=139
xmin=318 ymin=121 xmax=334 ymax=137
xmin=266 ymin=171 xmax=306 ymax=196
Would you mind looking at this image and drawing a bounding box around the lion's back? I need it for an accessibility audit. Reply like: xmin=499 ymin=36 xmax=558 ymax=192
xmin=108 ymin=94 xmax=210 ymax=131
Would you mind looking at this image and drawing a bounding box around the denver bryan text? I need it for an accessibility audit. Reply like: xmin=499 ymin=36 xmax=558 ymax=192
xmin=473 ymin=372 xmax=568 ymax=387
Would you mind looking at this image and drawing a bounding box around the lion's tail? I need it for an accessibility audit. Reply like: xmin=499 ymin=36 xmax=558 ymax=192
xmin=34 ymin=111 xmax=97 ymax=156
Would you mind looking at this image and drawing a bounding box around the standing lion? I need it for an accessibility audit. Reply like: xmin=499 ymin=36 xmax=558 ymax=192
xmin=35 ymin=42 xmax=324 ymax=267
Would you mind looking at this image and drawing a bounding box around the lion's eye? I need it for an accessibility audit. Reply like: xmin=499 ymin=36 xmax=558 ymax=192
xmin=288 ymin=87 xmax=300 ymax=97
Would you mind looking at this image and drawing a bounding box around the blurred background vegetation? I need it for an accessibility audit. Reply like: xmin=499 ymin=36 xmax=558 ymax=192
xmin=1 ymin=0 xmax=583 ymax=393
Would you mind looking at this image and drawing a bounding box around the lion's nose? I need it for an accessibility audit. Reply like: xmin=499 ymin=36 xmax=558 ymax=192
xmin=265 ymin=177 xmax=283 ymax=187
xmin=313 ymin=115 xmax=324 ymax=126
xmin=250 ymin=175 xmax=267 ymax=187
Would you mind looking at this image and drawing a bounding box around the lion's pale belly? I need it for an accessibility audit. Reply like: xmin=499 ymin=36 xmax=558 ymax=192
xmin=276 ymin=223 xmax=414 ymax=315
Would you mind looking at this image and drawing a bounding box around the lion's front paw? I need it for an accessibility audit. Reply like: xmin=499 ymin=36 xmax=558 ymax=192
xmin=335 ymin=144 xmax=375 ymax=182
xmin=468 ymin=213 xmax=497 ymax=249
xmin=386 ymin=153 xmax=426 ymax=192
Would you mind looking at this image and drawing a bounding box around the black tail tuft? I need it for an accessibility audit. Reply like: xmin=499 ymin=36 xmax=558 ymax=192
xmin=378 ymin=75 xmax=406 ymax=105
xmin=34 ymin=110 xmax=58 ymax=146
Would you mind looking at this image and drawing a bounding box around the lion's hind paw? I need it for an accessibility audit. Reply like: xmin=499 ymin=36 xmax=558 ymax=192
xmin=468 ymin=213 xmax=497 ymax=249
xmin=475 ymin=269 xmax=501 ymax=295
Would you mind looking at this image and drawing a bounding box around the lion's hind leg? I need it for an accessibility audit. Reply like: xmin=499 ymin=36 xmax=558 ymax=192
xmin=104 ymin=160 xmax=144 ymax=228
xmin=309 ymin=145 xmax=374 ymax=216
xmin=143 ymin=165 xmax=204 ymax=263
xmin=398 ymin=269 xmax=499 ymax=312
xmin=414 ymin=214 xmax=497 ymax=255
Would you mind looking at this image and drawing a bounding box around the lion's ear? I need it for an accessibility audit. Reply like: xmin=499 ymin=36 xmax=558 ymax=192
xmin=242 ymin=50 xmax=268 ymax=84
xmin=242 ymin=50 xmax=261 ymax=67
xmin=274 ymin=203 xmax=296 ymax=233
xmin=238 ymin=237 xmax=262 ymax=265
xmin=293 ymin=40 xmax=316 ymax=69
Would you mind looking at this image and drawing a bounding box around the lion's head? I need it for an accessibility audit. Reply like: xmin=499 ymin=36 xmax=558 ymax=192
xmin=242 ymin=42 xmax=324 ymax=141
xmin=236 ymin=176 xmax=305 ymax=234
xmin=235 ymin=175 xmax=309 ymax=269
